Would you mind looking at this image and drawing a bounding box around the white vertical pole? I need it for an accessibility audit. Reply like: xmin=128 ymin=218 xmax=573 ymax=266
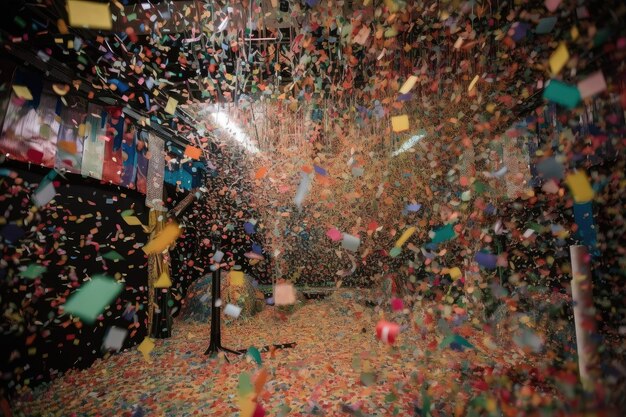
xmin=569 ymin=245 xmax=597 ymax=392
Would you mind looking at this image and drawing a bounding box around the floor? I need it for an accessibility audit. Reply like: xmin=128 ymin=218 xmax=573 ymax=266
xmin=9 ymin=296 xmax=607 ymax=417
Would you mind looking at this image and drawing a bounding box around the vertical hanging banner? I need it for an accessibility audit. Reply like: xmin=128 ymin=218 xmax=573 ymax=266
xmin=0 ymin=69 xmax=60 ymax=167
xmin=135 ymin=130 xmax=150 ymax=194
xmin=101 ymin=107 xmax=125 ymax=184
xmin=81 ymin=104 xmax=106 ymax=180
xmin=120 ymin=122 xmax=138 ymax=188
xmin=0 ymin=62 xmax=17 ymax=135
xmin=55 ymin=96 xmax=88 ymax=173
xmin=146 ymin=133 xmax=165 ymax=210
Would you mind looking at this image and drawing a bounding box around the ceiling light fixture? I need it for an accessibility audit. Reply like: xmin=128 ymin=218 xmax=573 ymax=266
xmin=210 ymin=111 xmax=260 ymax=154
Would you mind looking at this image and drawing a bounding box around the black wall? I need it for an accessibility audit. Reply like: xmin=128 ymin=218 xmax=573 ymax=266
xmin=0 ymin=159 xmax=149 ymax=396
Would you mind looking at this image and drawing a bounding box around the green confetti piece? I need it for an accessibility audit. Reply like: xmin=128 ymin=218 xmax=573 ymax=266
xmin=431 ymin=223 xmax=456 ymax=244
xmin=543 ymin=80 xmax=580 ymax=109
xmin=20 ymin=264 xmax=47 ymax=279
xmin=385 ymin=392 xmax=398 ymax=403
xmin=62 ymin=275 xmax=122 ymax=324
xmin=360 ymin=371 xmax=376 ymax=386
xmin=102 ymin=250 xmax=125 ymax=261
xmin=237 ymin=372 xmax=253 ymax=397
xmin=389 ymin=246 xmax=402 ymax=258
xmin=14 ymin=16 xmax=26 ymax=29
xmin=246 ymin=346 xmax=262 ymax=366
xmin=121 ymin=209 xmax=134 ymax=217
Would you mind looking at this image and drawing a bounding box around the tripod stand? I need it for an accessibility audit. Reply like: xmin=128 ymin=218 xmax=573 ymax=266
xmin=204 ymin=263 xmax=246 ymax=357
xmin=204 ymin=240 xmax=297 ymax=358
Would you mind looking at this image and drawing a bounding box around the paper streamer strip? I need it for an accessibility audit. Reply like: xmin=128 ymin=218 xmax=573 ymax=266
xmin=294 ymin=172 xmax=312 ymax=209
xmin=146 ymin=133 xmax=165 ymax=210
xmin=81 ymin=106 xmax=106 ymax=180
xmin=394 ymin=226 xmax=416 ymax=247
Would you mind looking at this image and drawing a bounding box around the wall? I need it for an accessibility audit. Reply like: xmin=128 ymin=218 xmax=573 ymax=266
xmin=0 ymin=160 xmax=149 ymax=396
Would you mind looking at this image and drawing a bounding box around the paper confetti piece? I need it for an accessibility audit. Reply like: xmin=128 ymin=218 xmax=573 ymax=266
xmin=66 ymin=0 xmax=112 ymax=30
xmin=103 ymin=327 xmax=127 ymax=352
xmin=246 ymin=347 xmax=262 ymax=366
xmin=33 ymin=182 xmax=56 ymax=207
xmin=254 ymin=167 xmax=268 ymax=179
xmin=274 ymin=283 xmax=296 ymax=306
xmin=184 ymin=145 xmax=202 ymax=160
xmin=535 ymin=16 xmax=557 ymax=34
xmin=254 ymin=368 xmax=269 ymax=394
xmin=326 ymin=228 xmax=342 ymax=242
xmin=431 ymin=223 xmax=456 ymax=244
xmin=399 ymin=76 xmax=418 ymax=94
xmin=549 ymin=42 xmax=569 ymax=75
xmin=439 ymin=334 xmax=474 ymax=351
xmin=19 ymin=264 xmax=47 ymax=279
xmin=341 ymin=233 xmax=361 ymax=252
xmin=543 ymin=79 xmax=581 ymax=109
xmin=565 ymin=171 xmax=594 ymax=203
xmin=391 ymin=115 xmax=409 ymax=132
xmin=577 ymin=71 xmax=607 ymax=99
xmin=62 ymin=275 xmax=122 ymax=324
xmin=353 ymin=26 xmax=371 ymax=45
xmin=394 ymin=226 xmax=416 ymax=248
xmin=294 ymin=172 xmax=312 ymax=208
xmin=447 ymin=267 xmax=462 ymax=280
xmin=474 ymin=252 xmax=498 ymax=269
xmin=238 ymin=372 xmax=254 ymax=397
xmin=376 ymin=320 xmax=400 ymax=344
xmin=468 ymin=74 xmax=480 ymax=92
xmin=390 ymin=298 xmax=403 ymax=312
xmin=224 ymin=303 xmax=242 ymax=318
xmin=545 ymin=0 xmax=562 ymax=12
xmin=212 ymin=250 xmax=224 ymax=262
xmin=164 ymin=97 xmax=178 ymax=115
xmin=142 ymin=222 xmax=182 ymax=254
xmin=102 ymin=250 xmax=125 ymax=261
xmin=230 ymin=270 xmax=244 ymax=286
xmin=137 ymin=337 xmax=155 ymax=362
xmin=122 ymin=215 xmax=143 ymax=226
xmin=154 ymin=271 xmax=172 ymax=288
xmin=12 ymin=85 xmax=33 ymax=100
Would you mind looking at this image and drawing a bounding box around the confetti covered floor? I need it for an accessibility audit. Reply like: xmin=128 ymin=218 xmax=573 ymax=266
xmin=11 ymin=296 xmax=608 ymax=417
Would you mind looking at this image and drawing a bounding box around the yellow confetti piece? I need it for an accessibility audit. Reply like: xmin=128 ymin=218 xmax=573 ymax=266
xmin=122 ymin=215 xmax=143 ymax=226
xmin=142 ymin=223 xmax=182 ymax=254
xmin=164 ymin=97 xmax=178 ymax=115
xmin=448 ymin=267 xmax=462 ymax=280
xmin=394 ymin=226 xmax=416 ymax=248
xmin=399 ymin=76 xmax=418 ymax=94
xmin=229 ymin=270 xmax=244 ymax=287
xmin=565 ymin=171 xmax=594 ymax=203
xmin=549 ymin=42 xmax=569 ymax=75
xmin=12 ymin=85 xmax=33 ymax=100
xmin=137 ymin=337 xmax=155 ymax=362
xmin=468 ymin=75 xmax=480 ymax=92
xmin=66 ymin=0 xmax=112 ymax=30
xmin=391 ymin=115 xmax=409 ymax=132
xmin=154 ymin=271 xmax=172 ymax=288
xmin=238 ymin=393 xmax=256 ymax=417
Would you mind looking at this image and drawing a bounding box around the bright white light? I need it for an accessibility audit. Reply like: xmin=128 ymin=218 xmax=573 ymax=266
xmin=211 ymin=111 xmax=259 ymax=154
xmin=392 ymin=133 xmax=426 ymax=156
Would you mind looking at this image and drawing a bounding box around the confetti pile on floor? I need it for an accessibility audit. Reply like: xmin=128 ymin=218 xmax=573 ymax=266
xmin=8 ymin=294 xmax=621 ymax=417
